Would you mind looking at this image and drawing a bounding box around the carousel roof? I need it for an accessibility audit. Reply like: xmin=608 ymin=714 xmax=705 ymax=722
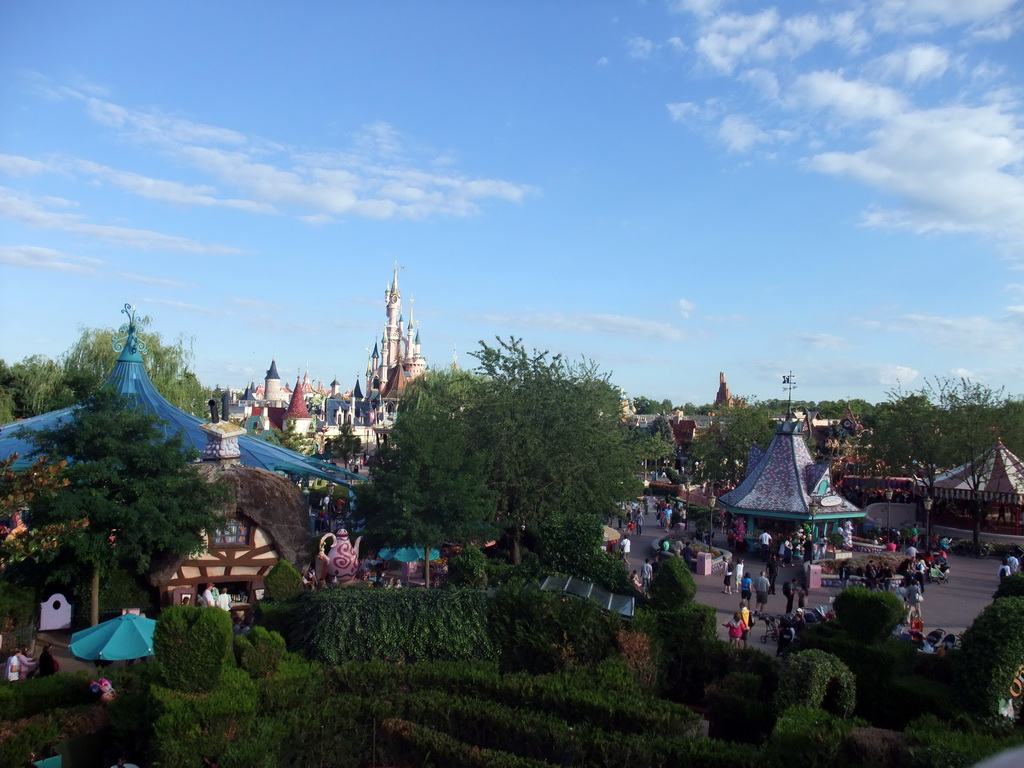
xmin=0 ymin=306 xmax=360 ymax=486
xmin=930 ymin=442 xmax=1024 ymax=504
xmin=720 ymin=417 xmax=860 ymax=519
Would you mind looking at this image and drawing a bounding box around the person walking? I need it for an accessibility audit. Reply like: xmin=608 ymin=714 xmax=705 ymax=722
xmin=783 ymin=578 xmax=797 ymax=614
xmin=838 ymin=560 xmax=850 ymax=591
xmin=640 ymin=558 xmax=653 ymax=595
xmin=754 ymin=571 xmax=770 ymax=613
xmin=723 ymin=612 xmax=745 ymax=648
xmin=758 ymin=530 xmax=772 ymax=561
xmin=767 ymin=554 xmax=779 ymax=595
xmin=620 ymin=536 xmax=631 ymax=561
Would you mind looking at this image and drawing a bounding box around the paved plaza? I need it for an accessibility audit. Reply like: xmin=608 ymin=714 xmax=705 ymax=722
xmin=622 ymin=513 xmax=1011 ymax=647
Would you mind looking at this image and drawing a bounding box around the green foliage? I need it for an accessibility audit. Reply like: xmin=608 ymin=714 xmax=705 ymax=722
xmin=764 ymin=705 xmax=853 ymax=768
xmin=537 ymin=512 xmax=632 ymax=593
xmin=647 ymin=556 xmax=697 ymax=609
xmin=704 ymin=671 xmax=776 ymax=744
xmin=153 ymin=604 xmax=234 ymax=693
xmin=642 ymin=602 xmax=724 ymax=703
xmin=0 ymin=670 xmax=94 ymax=720
xmin=380 ymin=717 xmax=554 ymax=768
xmin=833 ymin=586 xmax=906 ymax=644
xmin=26 ymin=387 xmax=228 ymax=622
xmin=358 ymin=369 xmax=495 ymax=554
xmin=954 ymin=595 xmax=1024 ymax=720
xmin=0 ymin=717 xmax=60 ymax=768
xmin=687 ymin=401 xmax=776 ymax=485
xmin=0 ymin=581 xmax=35 ymax=633
xmin=290 ymin=586 xmax=497 ymax=665
xmin=903 ymin=714 xmax=1024 ymax=768
xmin=151 ymin=666 xmax=271 ymax=768
xmin=775 ymin=649 xmax=857 ymax=719
xmin=486 ymin=584 xmax=618 ymax=673
xmin=277 ymin=418 xmax=315 ymax=455
xmin=263 ymin=559 xmax=303 ymax=602
xmin=447 ymin=545 xmax=489 ymax=587
xmin=234 ymin=626 xmax=286 ymax=679
xmin=993 ymin=572 xmax=1024 ymax=600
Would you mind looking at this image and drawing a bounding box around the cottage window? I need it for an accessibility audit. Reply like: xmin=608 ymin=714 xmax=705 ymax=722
xmin=214 ymin=519 xmax=251 ymax=546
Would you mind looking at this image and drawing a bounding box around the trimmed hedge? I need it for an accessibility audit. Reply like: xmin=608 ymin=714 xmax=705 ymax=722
xmin=992 ymin=571 xmax=1024 ymax=601
xmin=647 ymin=556 xmax=696 ymax=609
xmin=153 ymin=604 xmax=234 ymax=693
xmin=764 ymin=705 xmax=853 ymax=768
xmin=447 ymin=545 xmax=489 ymax=587
xmin=263 ymin=559 xmax=303 ymax=602
xmin=704 ymin=671 xmax=776 ymax=744
xmin=380 ymin=718 xmax=553 ymax=768
xmin=833 ymin=586 xmax=905 ymax=644
xmin=954 ymin=595 xmax=1024 ymax=721
xmin=775 ymin=649 xmax=856 ymax=718
xmin=291 ymin=586 xmax=497 ymax=665
xmin=0 ymin=670 xmax=94 ymax=719
xmin=234 ymin=626 xmax=285 ymax=679
xmin=904 ymin=714 xmax=1024 ymax=768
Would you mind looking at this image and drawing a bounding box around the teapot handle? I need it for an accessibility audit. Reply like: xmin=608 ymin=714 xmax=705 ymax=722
xmin=318 ymin=533 xmax=336 ymax=559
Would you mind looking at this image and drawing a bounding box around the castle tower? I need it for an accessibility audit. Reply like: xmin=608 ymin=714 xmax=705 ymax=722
xmin=285 ymin=375 xmax=313 ymax=435
xmin=713 ymin=372 xmax=734 ymax=409
xmin=264 ymin=359 xmax=282 ymax=404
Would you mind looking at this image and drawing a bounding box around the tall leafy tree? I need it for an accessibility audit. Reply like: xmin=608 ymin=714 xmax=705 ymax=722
xmin=25 ymin=387 xmax=227 ymax=625
xmin=469 ymin=338 xmax=644 ymax=564
xmin=868 ymin=392 xmax=947 ymax=497
xmin=687 ymin=401 xmax=776 ymax=486
xmin=357 ymin=370 xmax=494 ymax=584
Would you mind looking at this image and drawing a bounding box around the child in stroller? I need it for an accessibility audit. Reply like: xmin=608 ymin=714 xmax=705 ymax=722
xmin=928 ymin=562 xmax=950 ymax=584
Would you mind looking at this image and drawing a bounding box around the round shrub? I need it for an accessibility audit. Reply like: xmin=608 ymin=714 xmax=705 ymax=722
xmin=993 ymin=572 xmax=1024 ymax=601
xmin=447 ymin=545 xmax=488 ymax=588
xmin=833 ymin=586 xmax=904 ymax=644
xmin=153 ymin=604 xmax=233 ymax=693
xmin=647 ymin=556 xmax=696 ymax=609
xmin=775 ymin=649 xmax=856 ymax=719
xmin=705 ymin=671 xmax=775 ymax=744
xmin=263 ymin=559 xmax=303 ymax=602
xmin=235 ymin=626 xmax=286 ymax=679
xmin=954 ymin=595 xmax=1024 ymax=721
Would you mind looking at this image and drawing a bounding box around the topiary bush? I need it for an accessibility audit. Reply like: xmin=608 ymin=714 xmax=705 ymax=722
xmin=263 ymin=559 xmax=303 ymax=602
xmin=764 ymin=705 xmax=853 ymax=768
xmin=775 ymin=649 xmax=856 ymax=719
xmin=153 ymin=604 xmax=234 ymax=693
xmin=0 ymin=581 xmax=35 ymax=633
xmin=647 ymin=555 xmax=696 ymax=609
xmin=832 ymin=586 xmax=905 ymax=644
xmin=954 ymin=595 xmax=1024 ymax=721
xmin=993 ymin=572 xmax=1024 ymax=601
xmin=235 ymin=626 xmax=286 ymax=679
xmin=447 ymin=545 xmax=488 ymax=588
xmin=704 ymin=671 xmax=776 ymax=744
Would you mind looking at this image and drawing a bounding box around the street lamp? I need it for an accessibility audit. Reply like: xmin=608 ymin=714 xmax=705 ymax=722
xmin=809 ymin=500 xmax=820 ymax=561
xmin=923 ymin=496 xmax=934 ymax=552
xmin=884 ymin=487 xmax=894 ymax=543
xmin=708 ymin=494 xmax=717 ymax=544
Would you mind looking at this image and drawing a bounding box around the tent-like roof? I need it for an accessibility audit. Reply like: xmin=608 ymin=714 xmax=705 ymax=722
xmin=930 ymin=442 xmax=1024 ymax=504
xmin=719 ymin=418 xmax=861 ymax=521
xmin=0 ymin=307 xmax=360 ymax=486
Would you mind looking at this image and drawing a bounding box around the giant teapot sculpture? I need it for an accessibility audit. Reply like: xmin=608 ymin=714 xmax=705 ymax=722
xmin=318 ymin=529 xmax=362 ymax=582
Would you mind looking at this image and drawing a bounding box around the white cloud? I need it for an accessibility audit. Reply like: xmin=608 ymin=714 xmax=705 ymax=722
xmin=472 ymin=311 xmax=687 ymax=342
xmin=627 ymin=36 xmax=655 ymax=59
xmin=696 ymin=10 xmax=779 ymax=73
xmin=879 ymin=365 xmax=921 ymax=386
xmin=678 ymin=298 xmax=697 ymax=317
xmin=870 ymin=44 xmax=951 ymax=84
xmin=718 ymin=114 xmax=772 ymax=151
xmin=807 ymin=102 xmax=1024 ymax=250
xmin=872 ymin=0 xmax=1021 ymax=31
xmin=796 ymin=332 xmax=845 ymax=349
xmin=58 ymin=89 xmax=535 ymax=222
xmin=790 ymin=71 xmax=907 ymax=121
xmin=118 ymin=272 xmax=192 ymax=288
xmin=597 ymin=56 xmax=609 ymax=66
xmin=0 ymin=186 xmax=244 ymax=254
xmin=667 ymin=102 xmax=702 ymax=123
xmin=142 ymin=298 xmax=232 ymax=316
xmin=0 ymin=154 xmax=48 ymax=176
xmin=0 ymin=244 xmax=103 ymax=275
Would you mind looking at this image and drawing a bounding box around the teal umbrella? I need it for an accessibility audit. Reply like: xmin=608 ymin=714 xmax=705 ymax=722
xmin=69 ymin=613 xmax=156 ymax=661
xmin=379 ymin=547 xmax=440 ymax=563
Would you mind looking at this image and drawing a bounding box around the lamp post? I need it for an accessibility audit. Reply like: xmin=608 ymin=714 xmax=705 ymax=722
xmin=923 ymin=496 xmax=934 ymax=553
xmin=709 ymin=494 xmax=717 ymax=544
xmin=885 ymin=487 xmax=894 ymax=543
xmin=809 ymin=500 xmax=820 ymax=561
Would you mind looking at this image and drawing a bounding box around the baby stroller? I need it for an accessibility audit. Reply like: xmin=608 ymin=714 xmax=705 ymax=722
xmin=928 ymin=564 xmax=950 ymax=584
xmin=759 ymin=613 xmax=780 ymax=644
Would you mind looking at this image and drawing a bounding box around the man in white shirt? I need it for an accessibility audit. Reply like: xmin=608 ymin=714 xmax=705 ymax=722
xmin=201 ymin=583 xmax=216 ymax=607
xmin=759 ymin=531 xmax=772 ymax=561
xmin=620 ymin=537 xmax=631 ymax=561
xmin=1007 ymin=553 xmax=1020 ymax=575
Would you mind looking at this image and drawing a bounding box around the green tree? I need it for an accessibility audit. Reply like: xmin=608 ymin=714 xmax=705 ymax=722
xmin=358 ymin=369 xmax=495 ymax=584
xmin=325 ymin=421 xmax=362 ymax=464
xmin=868 ymin=392 xmax=947 ymax=497
xmin=469 ymin=338 xmax=644 ymax=564
xmin=687 ymin=401 xmax=776 ymax=486
xmin=631 ymin=396 xmax=660 ymax=415
xmin=277 ymin=419 xmax=315 ymax=455
xmin=25 ymin=387 xmax=228 ymax=625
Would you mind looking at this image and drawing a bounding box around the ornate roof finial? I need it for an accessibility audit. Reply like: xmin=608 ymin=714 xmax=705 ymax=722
xmin=112 ymin=303 xmax=148 ymax=361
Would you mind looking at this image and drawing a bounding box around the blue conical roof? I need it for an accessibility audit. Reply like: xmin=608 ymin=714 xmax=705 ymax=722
xmin=0 ymin=313 xmax=360 ymax=486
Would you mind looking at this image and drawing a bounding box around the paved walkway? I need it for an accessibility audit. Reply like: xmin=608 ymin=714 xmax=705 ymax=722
xmin=620 ymin=512 xmax=1006 ymax=649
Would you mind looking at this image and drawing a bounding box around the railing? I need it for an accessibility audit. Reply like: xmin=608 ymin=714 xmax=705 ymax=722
xmin=1 ymin=620 xmax=37 ymax=655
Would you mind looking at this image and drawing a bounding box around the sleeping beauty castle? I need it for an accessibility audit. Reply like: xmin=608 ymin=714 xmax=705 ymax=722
xmin=237 ymin=267 xmax=429 ymax=452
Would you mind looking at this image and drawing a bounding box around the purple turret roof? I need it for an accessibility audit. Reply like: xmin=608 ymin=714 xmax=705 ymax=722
xmin=720 ymin=419 xmax=860 ymax=518
xmin=266 ymin=358 xmax=280 ymax=380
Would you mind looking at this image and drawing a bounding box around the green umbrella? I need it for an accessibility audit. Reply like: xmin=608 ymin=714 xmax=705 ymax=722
xmin=379 ymin=547 xmax=440 ymax=563
xmin=69 ymin=613 xmax=156 ymax=661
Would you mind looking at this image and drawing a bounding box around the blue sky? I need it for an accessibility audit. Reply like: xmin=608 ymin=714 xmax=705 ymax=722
xmin=1 ymin=1 xmax=1023 ymax=408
